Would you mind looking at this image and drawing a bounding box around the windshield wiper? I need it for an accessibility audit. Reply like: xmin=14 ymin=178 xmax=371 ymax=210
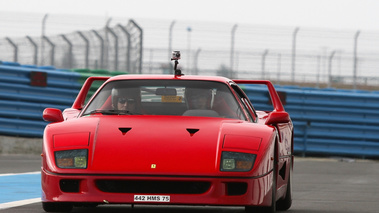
xmin=82 ymin=109 xmax=135 ymax=116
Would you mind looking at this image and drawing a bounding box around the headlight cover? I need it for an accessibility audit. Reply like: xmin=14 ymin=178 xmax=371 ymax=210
xmin=220 ymin=151 xmax=256 ymax=172
xmin=55 ymin=149 xmax=88 ymax=169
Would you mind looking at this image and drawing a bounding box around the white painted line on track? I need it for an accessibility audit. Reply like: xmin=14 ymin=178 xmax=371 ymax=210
xmin=0 ymin=171 xmax=40 ymax=177
xmin=0 ymin=198 xmax=41 ymax=210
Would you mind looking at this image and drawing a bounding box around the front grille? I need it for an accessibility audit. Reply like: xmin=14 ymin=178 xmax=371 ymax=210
xmin=96 ymin=180 xmax=211 ymax=194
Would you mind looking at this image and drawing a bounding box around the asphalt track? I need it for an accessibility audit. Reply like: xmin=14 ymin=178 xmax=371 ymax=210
xmin=0 ymin=155 xmax=378 ymax=213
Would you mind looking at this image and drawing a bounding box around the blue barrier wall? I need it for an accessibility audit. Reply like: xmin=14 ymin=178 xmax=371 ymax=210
xmin=242 ymin=84 xmax=379 ymax=158
xmin=0 ymin=61 xmax=82 ymax=137
xmin=1 ymin=61 xmax=378 ymax=158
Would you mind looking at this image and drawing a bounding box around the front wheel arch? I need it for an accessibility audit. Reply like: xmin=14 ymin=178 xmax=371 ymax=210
xmin=245 ymin=138 xmax=278 ymax=213
xmin=276 ymin=154 xmax=293 ymax=211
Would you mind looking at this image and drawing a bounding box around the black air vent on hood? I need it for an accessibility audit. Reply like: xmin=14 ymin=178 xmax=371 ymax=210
xmin=119 ymin=127 xmax=132 ymax=135
xmin=186 ymin=128 xmax=199 ymax=136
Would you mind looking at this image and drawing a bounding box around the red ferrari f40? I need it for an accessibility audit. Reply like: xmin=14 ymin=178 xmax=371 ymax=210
xmin=42 ymin=73 xmax=293 ymax=213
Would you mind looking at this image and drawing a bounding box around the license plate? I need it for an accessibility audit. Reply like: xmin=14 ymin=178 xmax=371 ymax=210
xmin=134 ymin=195 xmax=170 ymax=202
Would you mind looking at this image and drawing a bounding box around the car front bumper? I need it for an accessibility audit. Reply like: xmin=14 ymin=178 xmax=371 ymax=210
xmin=41 ymin=168 xmax=273 ymax=207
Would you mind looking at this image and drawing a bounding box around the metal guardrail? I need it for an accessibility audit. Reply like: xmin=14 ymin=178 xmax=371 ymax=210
xmin=0 ymin=61 xmax=126 ymax=137
xmin=241 ymin=84 xmax=379 ymax=158
xmin=0 ymin=61 xmax=82 ymax=137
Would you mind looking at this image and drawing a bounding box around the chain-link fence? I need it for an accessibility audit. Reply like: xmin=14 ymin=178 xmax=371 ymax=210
xmin=137 ymin=19 xmax=379 ymax=89
xmin=0 ymin=18 xmax=143 ymax=74
xmin=1 ymin=12 xmax=379 ymax=89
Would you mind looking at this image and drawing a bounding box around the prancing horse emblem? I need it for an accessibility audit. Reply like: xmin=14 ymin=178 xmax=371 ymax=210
xmin=151 ymin=164 xmax=156 ymax=169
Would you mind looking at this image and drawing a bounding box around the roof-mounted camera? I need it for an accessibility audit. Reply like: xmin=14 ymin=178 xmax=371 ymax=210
xmin=171 ymin=51 xmax=183 ymax=77
xmin=171 ymin=51 xmax=181 ymax=61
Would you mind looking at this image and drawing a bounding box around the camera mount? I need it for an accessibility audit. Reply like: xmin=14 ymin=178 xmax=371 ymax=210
xmin=171 ymin=51 xmax=184 ymax=76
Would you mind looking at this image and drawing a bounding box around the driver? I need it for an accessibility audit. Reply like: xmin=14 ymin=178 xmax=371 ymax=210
xmin=185 ymin=88 xmax=212 ymax=110
xmin=111 ymin=87 xmax=140 ymax=113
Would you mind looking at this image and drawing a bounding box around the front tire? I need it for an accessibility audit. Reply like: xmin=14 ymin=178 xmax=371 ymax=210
xmin=42 ymin=202 xmax=73 ymax=212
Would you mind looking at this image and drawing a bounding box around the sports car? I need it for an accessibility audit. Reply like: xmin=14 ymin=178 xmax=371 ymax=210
xmin=42 ymin=72 xmax=293 ymax=212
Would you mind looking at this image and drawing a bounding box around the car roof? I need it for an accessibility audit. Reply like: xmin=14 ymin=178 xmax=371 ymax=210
xmin=107 ymin=74 xmax=234 ymax=84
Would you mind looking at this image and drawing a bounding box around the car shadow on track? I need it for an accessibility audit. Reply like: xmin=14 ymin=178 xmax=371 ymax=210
xmin=70 ymin=206 xmax=351 ymax=213
xmin=70 ymin=206 xmax=350 ymax=213
xmin=70 ymin=205 xmax=244 ymax=213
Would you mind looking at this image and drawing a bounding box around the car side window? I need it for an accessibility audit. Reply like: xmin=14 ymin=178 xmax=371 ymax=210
xmin=231 ymin=84 xmax=257 ymax=122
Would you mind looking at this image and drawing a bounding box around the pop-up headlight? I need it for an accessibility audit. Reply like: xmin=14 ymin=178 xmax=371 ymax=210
xmin=220 ymin=151 xmax=256 ymax=172
xmin=55 ymin=149 xmax=88 ymax=169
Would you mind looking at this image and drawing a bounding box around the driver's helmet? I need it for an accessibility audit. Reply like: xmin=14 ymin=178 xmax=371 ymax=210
xmin=185 ymin=88 xmax=212 ymax=109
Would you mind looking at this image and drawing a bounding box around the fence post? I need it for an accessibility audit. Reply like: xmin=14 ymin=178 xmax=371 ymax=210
xmin=276 ymin=53 xmax=281 ymax=84
xmin=104 ymin=18 xmax=112 ymax=70
xmin=106 ymin=27 xmax=119 ymax=71
xmin=168 ymin=20 xmax=176 ymax=62
xmin=77 ymin=31 xmax=89 ymax=69
xmin=5 ymin=37 xmax=18 ymax=62
xmin=117 ymin=24 xmax=131 ymax=73
xmin=328 ymin=51 xmax=336 ymax=88
xmin=61 ymin=35 xmax=73 ymax=68
xmin=41 ymin=14 xmax=48 ymax=66
xmin=26 ymin=36 xmax=38 ymax=65
xmin=291 ymin=27 xmax=299 ymax=83
xmin=261 ymin=49 xmax=269 ymax=79
xmin=42 ymin=36 xmax=55 ymax=66
xmin=92 ymin=30 xmax=104 ymax=69
xmin=230 ymin=24 xmax=238 ymax=74
xmin=316 ymin=55 xmax=321 ymax=88
xmin=353 ymin=30 xmax=360 ymax=90
xmin=193 ymin=48 xmax=201 ymax=75
xmin=128 ymin=19 xmax=143 ymax=74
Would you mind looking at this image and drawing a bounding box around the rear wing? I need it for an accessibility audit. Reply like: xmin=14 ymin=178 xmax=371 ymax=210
xmin=233 ymin=80 xmax=285 ymax=112
xmin=233 ymin=80 xmax=290 ymax=125
xmin=72 ymin=76 xmax=110 ymax=110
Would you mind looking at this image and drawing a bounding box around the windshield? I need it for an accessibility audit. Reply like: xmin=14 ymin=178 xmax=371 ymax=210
xmin=82 ymin=80 xmax=246 ymax=120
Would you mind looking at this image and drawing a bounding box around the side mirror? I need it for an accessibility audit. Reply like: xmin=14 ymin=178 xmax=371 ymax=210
xmin=43 ymin=108 xmax=64 ymax=123
xmin=265 ymin=111 xmax=290 ymax=125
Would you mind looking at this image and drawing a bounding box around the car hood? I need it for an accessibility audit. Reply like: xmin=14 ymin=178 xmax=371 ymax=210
xmin=86 ymin=115 xmax=244 ymax=175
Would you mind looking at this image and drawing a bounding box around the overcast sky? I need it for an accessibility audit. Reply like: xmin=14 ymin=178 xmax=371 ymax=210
xmin=1 ymin=0 xmax=379 ymax=31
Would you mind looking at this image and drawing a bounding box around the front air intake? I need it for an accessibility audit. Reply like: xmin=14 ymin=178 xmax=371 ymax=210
xmin=226 ymin=182 xmax=248 ymax=196
xmin=60 ymin=179 xmax=80 ymax=193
